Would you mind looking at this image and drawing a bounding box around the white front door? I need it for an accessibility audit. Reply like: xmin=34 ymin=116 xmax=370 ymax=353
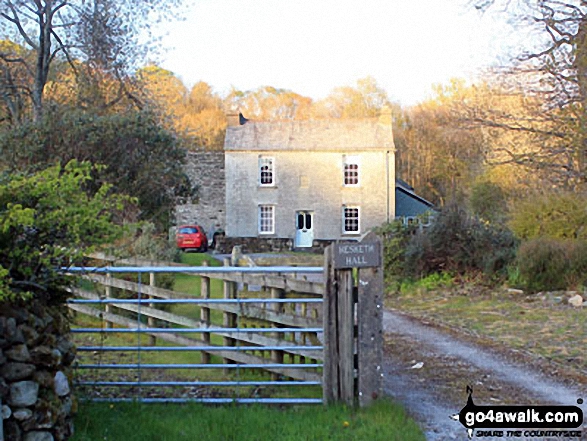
xmin=295 ymin=211 xmax=314 ymax=248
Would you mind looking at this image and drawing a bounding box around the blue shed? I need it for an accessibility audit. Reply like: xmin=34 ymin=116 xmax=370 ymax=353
xmin=395 ymin=179 xmax=436 ymax=226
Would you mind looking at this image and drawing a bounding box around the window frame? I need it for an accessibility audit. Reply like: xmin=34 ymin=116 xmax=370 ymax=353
xmin=259 ymin=156 xmax=275 ymax=187
xmin=342 ymin=205 xmax=360 ymax=234
xmin=343 ymin=155 xmax=360 ymax=187
xmin=258 ymin=204 xmax=275 ymax=235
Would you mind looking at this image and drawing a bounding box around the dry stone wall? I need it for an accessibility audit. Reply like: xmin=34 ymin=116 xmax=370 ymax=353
xmin=175 ymin=150 xmax=226 ymax=236
xmin=0 ymin=301 xmax=75 ymax=441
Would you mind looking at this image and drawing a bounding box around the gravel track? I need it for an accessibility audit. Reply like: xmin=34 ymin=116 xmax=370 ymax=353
xmin=381 ymin=310 xmax=587 ymax=440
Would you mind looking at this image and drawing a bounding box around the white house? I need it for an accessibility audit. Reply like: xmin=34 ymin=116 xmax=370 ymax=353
xmin=223 ymin=109 xmax=396 ymax=249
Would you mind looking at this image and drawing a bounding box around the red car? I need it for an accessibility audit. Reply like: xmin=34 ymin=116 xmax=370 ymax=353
xmin=175 ymin=225 xmax=208 ymax=252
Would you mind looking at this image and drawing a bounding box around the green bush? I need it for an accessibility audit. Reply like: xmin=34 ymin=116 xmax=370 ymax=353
xmin=400 ymin=272 xmax=454 ymax=294
xmin=509 ymin=191 xmax=587 ymax=240
xmin=567 ymin=241 xmax=587 ymax=289
xmin=0 ymin=109 xmax=192 ymax=231
xmin=124 ymin=223 xmax=179 ymax=263
xmin=515 ymin=238 xmax=587 ymax=292
xmin=506 ymin=264 xmax=522 ymax=288
xmin=404 ymin=204 xmax=518 ymax=280
xmin=120 ymin=223 xmax=177 ymax=291
xmin=373 ymin=220 xmax=417 ymax=283
xmin=99 ymin=223 xmax=178 ymax=315
xmin=469 ymin=180 xmax=508 ymax=225
xmin=0 ymin=161 xmax=131 ymax=303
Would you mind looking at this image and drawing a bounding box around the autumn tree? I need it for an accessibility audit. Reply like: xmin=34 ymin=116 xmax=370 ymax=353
xmin=136 ymin=68 xmax=227 ymax=149
xmin=224 ymin=85 xmax=314 ymax=121
xmin=181 ymin=82 xmax=226 ymax=149
xmin=0 ymin=0 xmax=185 ymax=121
xmin=137 ymin=64 xmax=188 ymax=122
xmin=0 ymin=39 xmax=32 ymax=124
xmin=313 ymin=76 xmax=391 ymax=119
xmin=222 ymin=77 xmax=392 ymax=126
xmin=396 ymin=74 xmax=578 ymax=205
xmin=449 ymin=78 xmax=580 ymax=194
xmin=395 ymin=79 xmax=488 ymax=205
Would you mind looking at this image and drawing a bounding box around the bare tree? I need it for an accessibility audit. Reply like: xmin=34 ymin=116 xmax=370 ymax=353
xmin=469 ymin=0 xmax=587 ymax=189
xmin=0 ymin=0 xmax=184 ymax=121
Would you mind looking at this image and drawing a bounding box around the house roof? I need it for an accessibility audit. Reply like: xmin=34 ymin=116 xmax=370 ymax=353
xmin=395 ymin=178 xmax=435 ymax=209
xmin=224 ymin=118 xmax=395 ymax=152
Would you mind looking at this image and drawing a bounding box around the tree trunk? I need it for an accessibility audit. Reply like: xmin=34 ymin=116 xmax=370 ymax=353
xmin=32 ymin=0 xmax=54 ymax=121
xmin=574 ymin=16 xmax=587 ymax=188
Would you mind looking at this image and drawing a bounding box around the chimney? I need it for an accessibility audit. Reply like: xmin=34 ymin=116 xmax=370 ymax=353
xmin=226 ymin=112 xmax=249 ymax=126
xmin=226 ymin=113 xmax=240 ymax=127
xmin=378 ymin=106 xmax=392 ymax=126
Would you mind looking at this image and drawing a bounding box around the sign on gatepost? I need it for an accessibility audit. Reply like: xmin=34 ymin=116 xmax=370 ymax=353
xmin=323 ymin=232 xmax=383 ymax=408
xmin=333 ymin=241 xmax=381 ymax=269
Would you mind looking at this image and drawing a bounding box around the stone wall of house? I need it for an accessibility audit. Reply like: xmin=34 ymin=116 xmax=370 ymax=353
xmin=0 ymin=301 xmax=75 ymax=441
xmin=214 ymin=235 xmax=332 ymax=254
xmin=175 ymin=150 xmax=226 ymax=236
xmin=224 ymin=150 xmax=395 ymax=241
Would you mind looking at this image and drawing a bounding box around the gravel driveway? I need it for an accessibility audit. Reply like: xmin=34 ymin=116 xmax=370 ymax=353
xmin=381 ymin=310 xmax=587 ymax=440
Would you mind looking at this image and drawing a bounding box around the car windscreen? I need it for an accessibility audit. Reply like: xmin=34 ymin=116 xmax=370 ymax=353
xmin=179 ymin=227 xmax=198 ymax=234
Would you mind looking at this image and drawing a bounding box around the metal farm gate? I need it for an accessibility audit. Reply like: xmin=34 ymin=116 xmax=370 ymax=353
xmin=66 ymin=234 xmax=384 ymax=407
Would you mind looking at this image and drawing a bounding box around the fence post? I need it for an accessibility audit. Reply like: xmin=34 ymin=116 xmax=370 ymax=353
xmin=200 ymin=261 xmax=211 ymax=364
xmin=223 ymin=258 xmax=237 ymax=373
xmin=356 ymin=232 xmax=384 ymax=407
xmin=270 ymin=286 xmax=284 ymax=380
xmin=300 ymin=301 xmax=307 ymax=364
xmin=311 ymin=308 xmax=319 ymax=365
xmin=148 ymin=272 xmax=157 ymax=346
xmin=104 ymin=272 xmax=113 ymax=329
xmin=323 ymin=234 xmax=383 ymax=407
xmin=322 ymin=246 xmax=355 ymax=405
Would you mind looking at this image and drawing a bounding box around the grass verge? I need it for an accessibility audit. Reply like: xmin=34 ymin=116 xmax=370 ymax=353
xmin=71 ymin=400 xmax=425 ymax=441
xmin=386 ymin=283 xmax=587 ymax=381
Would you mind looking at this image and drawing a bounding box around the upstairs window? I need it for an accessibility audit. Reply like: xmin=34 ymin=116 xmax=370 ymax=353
xmin=343 ymin=206 xmax=360 ymax=233
xmin=343 ymin=155 xmax=359 ymax=186
xmin=259 ymin=156 xmax=275 ymax=186
xmin=258 ymin=205 xmax=275 ymax=234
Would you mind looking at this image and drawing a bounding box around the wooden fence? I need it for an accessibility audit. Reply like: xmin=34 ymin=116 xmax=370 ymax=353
xmin=68 ymin=235 xmax=383 ymax=406
xmin=69 ymin=259 xmax=323 ymax=383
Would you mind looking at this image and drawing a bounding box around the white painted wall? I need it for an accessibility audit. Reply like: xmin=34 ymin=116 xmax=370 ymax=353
xmin=225 ymin=149 xmax=395 ymax=241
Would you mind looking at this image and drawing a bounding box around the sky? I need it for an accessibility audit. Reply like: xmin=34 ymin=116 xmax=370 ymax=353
xmin=158 ymin=0 xmax=523 ymax=106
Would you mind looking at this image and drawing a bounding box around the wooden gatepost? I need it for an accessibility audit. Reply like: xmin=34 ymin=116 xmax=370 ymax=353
xmin=323 ymin=231 xmax=384 ymax=407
